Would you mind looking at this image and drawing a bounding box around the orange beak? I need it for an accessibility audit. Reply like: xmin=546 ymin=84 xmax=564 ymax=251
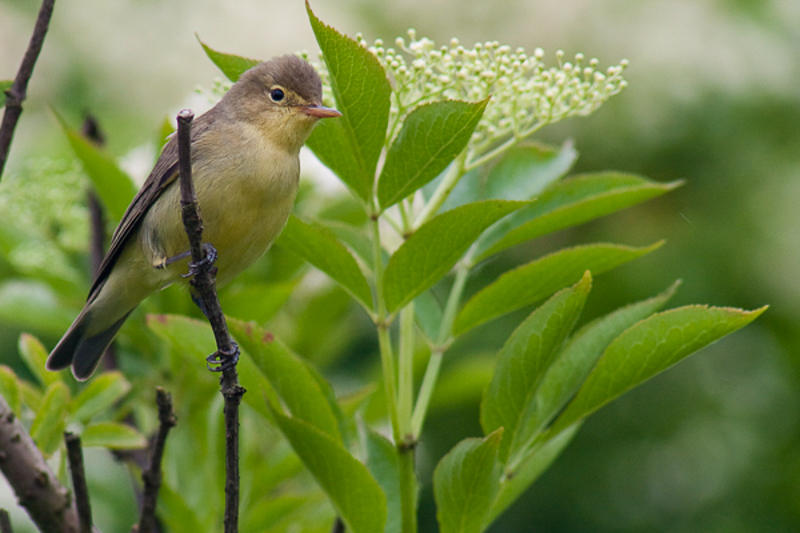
xmin=300 ymin=104 xmax=342 ymax=118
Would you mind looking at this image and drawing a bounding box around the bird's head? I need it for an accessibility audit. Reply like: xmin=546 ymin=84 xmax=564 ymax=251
xmin=223 ymin=55 xmax=340 ymax=151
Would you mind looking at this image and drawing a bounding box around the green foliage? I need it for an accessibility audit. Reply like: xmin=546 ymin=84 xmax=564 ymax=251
xmin=433 ymin=429 xmax=503 ymax=533
xmin=549 ymin=304 xmax=767 ymax=435
xmin=197 ymin=36 xmax=260 ymax=82
xmin=378 ymin=99 xmax=489 ymax=209
xmin=455 ymin=241 xmax=663 ymax=334
xmin=0 ymin=80 xmax=12 ymax=107
xmin=382 ymin=200 xmax=526 ymax=312
xmin=0 ymin=5 xmax=766 ymax=533
xmin=54 ymin=112 xmax=137 ymax=222
xmin=305 ymin=2 xmax=391 ymax=201
xmin=230 ymin=318 xmax=343 ymax=442
xmin=276 ymin=215 xmax=373 ymax=310
xmin=481 ymin=273 xmax=591 ymax=463
xmin=272 ymin=411 xmax=387 ymax=533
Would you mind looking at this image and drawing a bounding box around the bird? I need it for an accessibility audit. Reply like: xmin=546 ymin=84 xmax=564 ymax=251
xmin=46 ymin=54 xmax=340 ymax=380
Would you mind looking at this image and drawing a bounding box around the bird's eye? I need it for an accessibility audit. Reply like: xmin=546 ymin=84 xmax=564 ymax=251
xmin=270 ymin=88 xmax=285 ymax=102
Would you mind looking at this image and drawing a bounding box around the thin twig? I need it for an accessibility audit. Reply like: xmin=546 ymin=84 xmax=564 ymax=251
xmin=64 ymin=433 xmax=92 ymax=533
xmin=0 ymin=0 xmax=56 ymax=178
xmin=0 ymin=394 xmax=80 ymax=532
xmin=0 ymin=509 xmax=13 ymax=533
xmin=175 ymin=109 xmax=245 ymax=533
xmin=135 ymin=388 xmax=177 ymax=533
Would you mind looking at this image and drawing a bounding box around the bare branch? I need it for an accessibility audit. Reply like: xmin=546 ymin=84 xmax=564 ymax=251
xmin=64 ymin=433 xmax=92 ymax=533
xmin=0 ymin=509 xmax=13 ymax=533
xmin=135 ymin=388 xmax=177 ymax=533
xmin=0 ymin=0 xmax=56 ymax=178
xmin=175 ymin=109 xmax=245 ymax=533
xmin=0 ymin=394 xmax=80 ymax=532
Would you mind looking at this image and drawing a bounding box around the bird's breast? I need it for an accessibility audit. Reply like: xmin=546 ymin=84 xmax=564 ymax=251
xmin=194 ymin=141 xmax=300 ymax=285
xmin=143 ymin=127 xmax=301 ymax=288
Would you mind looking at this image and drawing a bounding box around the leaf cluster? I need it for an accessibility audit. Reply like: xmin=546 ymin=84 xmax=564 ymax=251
xmin=0 ymin=4 xmax=765 ymax=532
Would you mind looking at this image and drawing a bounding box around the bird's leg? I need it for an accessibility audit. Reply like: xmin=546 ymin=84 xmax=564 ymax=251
xmin=205 ymin=341 xmax=240 ymax=373
xmin=157 ymin=250 xmax=191 ymax=268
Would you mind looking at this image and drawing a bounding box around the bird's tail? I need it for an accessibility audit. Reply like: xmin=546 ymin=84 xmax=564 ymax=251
xmin=46 ymin=309 xmax=131 ymax=381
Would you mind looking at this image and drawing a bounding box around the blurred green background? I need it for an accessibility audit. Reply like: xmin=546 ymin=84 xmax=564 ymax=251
xmin=2 ymin=0 xmax=798 ymax=531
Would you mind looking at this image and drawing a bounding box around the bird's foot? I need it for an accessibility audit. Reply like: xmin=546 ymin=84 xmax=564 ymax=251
xmin=206 ymin=341 xmax=239 ymax=373
xmin=182 ymin=243 xmax=218 ymax=278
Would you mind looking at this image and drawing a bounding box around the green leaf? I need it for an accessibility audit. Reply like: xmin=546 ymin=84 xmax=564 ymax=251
xmin=480 ymin=273 xmax=591 ymax=463
xmin=383 ymin=200 xmax=527 ymax=313
xmin=306 ymin=2 xmax=391 ymax=200
xmin=220 ymin=280 xmax=297 ymax=323
xmin=30 ymin=381 xmax=70 ymax=456
xmin=228 ymin=318 xmax=342 ymax=442
xmin=489 ymin=423 xmax=580 ymax=522
xmin=241 ymin=496 xmax=310 ymax=533
xmin=441 ymin=141 xmax=577 ymax=210
xmin=273 ymin=411 xmax=387 ymax=533
xmin=365 ymin=427 xmax=401 ymax=533
xmin=197 ymin=35 xmax=261 ymax=82
xmin=18 ymin=333 xmax=59 ymax=388
xmin=483 ymin=141 xmax=579 ymax=201
xmin=18 ymin=379 xmax=42 ymax=412
xmin=0 ymin=281 xmax=75 ymax=335
xmin=81 ymin=421 xmax=146 ymax=449
xmin=0 ymin=366 xmax=22 ymax=416
xmin=413 ymin=290 xmax=444 ymax=342
xmin=378 ymin=99 xmax=489 ymax=209
xmin=0 ymin=80 xmax=12 ymax=107
xmin=275 ymin=215 xmax=373 ymax=310
xmin=474 ymin=172 xmax=683 ymax=261
xmin=70 ymin=371 xmax=131 ymax=423
xmin=146 ymin=314 xmax=274 ymax=420
xmin=525 ymin=281 xmax=680 ymax=437
xmin=454 ymin=241 xmax=663 ymax=335
xmin=158 ymin=480 xmax=206 ymax=533
xmin=321 ymin=220 xmax=382 ymax=271
xmin=434 ymin=429 xmax=503 ymax=533
xmin=550 ymin=304 xmax=768 ymax=435
xmin=54 ymin=113 xmax=137 ymax=221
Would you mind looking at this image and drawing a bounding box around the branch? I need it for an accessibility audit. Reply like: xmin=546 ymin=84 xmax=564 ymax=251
xmin=0 ymin=509 xmax=13 ymax=533
xmin=0 ymin=0 xmax=56 ymax=178
xmin=0 ymin=394 xmax=80 ymax=532
xmin=135 ymin=388 xmax=177 ymax=533
xmin=175 ymin=109 xmax=245 ymax=533
xmin=64 ymin=433 xmax=92 ymax=533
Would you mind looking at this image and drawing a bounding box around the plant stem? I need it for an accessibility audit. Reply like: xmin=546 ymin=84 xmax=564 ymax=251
xmin=464 ymin=121 xmax=546 ymax=172
xmin=410 ymin=261 xmax=470 ymax=436
xmin=397 ymin=303 xmax=415 ymax=439
xmin=413 ymin=151 xmax=467 ymax=229
xmin=370 ymin=213 xmax=400 ymax=440
xmin=397 ymin=445 xmax=417 ymax=533
xmin=410 ymin=349 xmax=442 ymax=437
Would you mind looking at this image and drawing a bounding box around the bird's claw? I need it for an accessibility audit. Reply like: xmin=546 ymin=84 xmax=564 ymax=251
xmin=206 ymin=341 xmax=239 ymax=372
xmin=182 ymin=243 xmax=218 ymax=278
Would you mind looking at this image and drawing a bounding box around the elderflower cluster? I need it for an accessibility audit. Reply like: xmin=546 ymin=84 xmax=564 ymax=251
xmin=343 ymin=30 xmax=627 ymax=155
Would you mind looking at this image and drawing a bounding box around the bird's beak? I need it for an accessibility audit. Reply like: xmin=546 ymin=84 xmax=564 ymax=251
xmin=300 ymin=104 xmax=342 ymax=118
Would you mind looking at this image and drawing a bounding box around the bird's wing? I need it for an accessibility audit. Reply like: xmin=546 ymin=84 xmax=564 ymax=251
xmin=87 ymin=112 xmax=217 ymax=302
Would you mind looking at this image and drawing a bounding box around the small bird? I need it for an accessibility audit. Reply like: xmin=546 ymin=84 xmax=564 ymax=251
xmin=47 ymin=55 xmax=340 ymax=380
